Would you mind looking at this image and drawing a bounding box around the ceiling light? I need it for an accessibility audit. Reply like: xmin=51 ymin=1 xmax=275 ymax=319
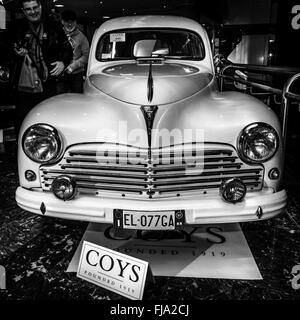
xmin=103 ymin=16 xmax=110 ymax=19
xmin=55 ymin=4 xmax=64 ymax=7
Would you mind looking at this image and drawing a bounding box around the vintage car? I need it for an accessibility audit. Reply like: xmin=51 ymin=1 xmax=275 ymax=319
xmin=16 ymin=15 xmax=287 ymax=230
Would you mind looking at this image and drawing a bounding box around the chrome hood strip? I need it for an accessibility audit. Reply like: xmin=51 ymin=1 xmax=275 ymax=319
xmin=147 ymin=61 xmax=154 ymax=103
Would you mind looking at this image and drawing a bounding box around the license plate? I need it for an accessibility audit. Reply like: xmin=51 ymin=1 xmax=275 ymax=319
xmin=113 ymin=209 xmax=185 ymax=230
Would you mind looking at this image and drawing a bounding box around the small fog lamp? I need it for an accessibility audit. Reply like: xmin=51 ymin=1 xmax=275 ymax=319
xmin=25 ymin=170 xmax=36 ymax=181
xmin=220 ymin=178 xmax=246 ymax=203
xmin=51 ymin=175 xmax=77 ymax=201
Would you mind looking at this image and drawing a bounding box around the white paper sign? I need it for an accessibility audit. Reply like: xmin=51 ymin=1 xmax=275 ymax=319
xmin=110 ymin=33 xmax=126 ymax=42
xmin=69 ymin=223 xmax=262 ymax=280
xmin=77 ymin=241 xmax=148 ymax=300
xmin=0 ymin=265 xmax=5 ymax=290
xmin=101 ymin=53 xmax=112 ymax=59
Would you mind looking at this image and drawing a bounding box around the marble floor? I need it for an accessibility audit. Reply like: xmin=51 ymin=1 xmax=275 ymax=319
xmin=0 ymin=140 xmax=299 ymax=300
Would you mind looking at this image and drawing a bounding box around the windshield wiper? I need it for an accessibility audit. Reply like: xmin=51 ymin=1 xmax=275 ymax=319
xmin=101 ymin=57 xmax=133 ymax=61
xmin=164 ymin=55 xmax=198 ymax=60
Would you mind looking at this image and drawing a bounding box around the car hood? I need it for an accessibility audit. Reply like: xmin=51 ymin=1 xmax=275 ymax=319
xmin=89 ymin=62 xmax=213 ymax=105
xmin=22 ymin=89 xmax=281 ymax=150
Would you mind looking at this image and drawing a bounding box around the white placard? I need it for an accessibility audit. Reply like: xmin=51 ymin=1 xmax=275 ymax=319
xmin=110 ymin=33 xmax=126 ymax=42
xmin=101 ymin=53 xmax=112 ymax=59
xmin=0 ymin=265 xmax=5 ymax=290
xmin=69 ymin=223 xmax=262 ymax=280
xmin=77 ymin=241 xmax=148 ymax=300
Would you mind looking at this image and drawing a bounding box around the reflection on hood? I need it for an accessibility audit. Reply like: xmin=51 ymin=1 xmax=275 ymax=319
xmin=89 ymin=63 xmax=213 ymax=105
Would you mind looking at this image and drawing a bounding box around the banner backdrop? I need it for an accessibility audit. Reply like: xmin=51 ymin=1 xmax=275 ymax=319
xmin=276 ymin=0 xmax=300 ymax=67
xmin=68 ymin=223 xmax=262 ymax=280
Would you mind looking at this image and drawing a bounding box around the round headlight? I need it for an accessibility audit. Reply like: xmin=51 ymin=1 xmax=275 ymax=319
xmin=238 ymin=123 xmax=279 ymax=163
xmin=22 ymin=124 xmax=62 ymax=163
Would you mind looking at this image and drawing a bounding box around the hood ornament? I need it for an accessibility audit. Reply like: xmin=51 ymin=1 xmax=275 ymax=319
xmin=141 ymin=104 xmax=158 ymax=199
xmin=142 ymin=62 xmax=157 ymax=198
xmin=147 ymin=60 xmax=154 ymax=103
xmin=141 ymin=105 xmax=158 ymax=149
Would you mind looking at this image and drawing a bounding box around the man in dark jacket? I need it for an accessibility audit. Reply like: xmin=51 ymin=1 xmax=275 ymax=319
xmin=9 ymin=0 xmax=73 ymax=136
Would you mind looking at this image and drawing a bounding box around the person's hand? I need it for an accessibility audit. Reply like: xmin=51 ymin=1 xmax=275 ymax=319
xmin=14 ymin=47 xmax=27 ymax=57
xmin=50 ymin=61 xmax=65 ymax=76
xmin=65 ymin=66 xmax=73 ymax=74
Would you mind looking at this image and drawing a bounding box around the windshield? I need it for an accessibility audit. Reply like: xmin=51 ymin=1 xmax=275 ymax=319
xmin=96 ymin=28 xmax=205 ymax=61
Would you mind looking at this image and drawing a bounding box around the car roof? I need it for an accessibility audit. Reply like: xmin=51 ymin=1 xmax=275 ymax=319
xmin=97 ymin=15 xmax=206 ymax=35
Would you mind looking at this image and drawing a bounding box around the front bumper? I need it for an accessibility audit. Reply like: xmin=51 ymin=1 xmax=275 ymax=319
xmin=16 ymin=187 xmax=287 ymax=225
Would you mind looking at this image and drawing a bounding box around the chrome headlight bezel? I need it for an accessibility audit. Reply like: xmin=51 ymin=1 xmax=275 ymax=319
xmin=237 ymin=122 xmax=279 ymax=164
xmin=22 ymin=124 xmax=63 ymax=164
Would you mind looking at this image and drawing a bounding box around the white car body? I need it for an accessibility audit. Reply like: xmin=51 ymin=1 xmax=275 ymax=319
xmin=16 ymin=16 xmax=287 ymax=228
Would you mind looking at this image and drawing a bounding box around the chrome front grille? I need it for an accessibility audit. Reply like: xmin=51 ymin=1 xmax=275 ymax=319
xmin=40 ymin=143 xmax=264 ymax=199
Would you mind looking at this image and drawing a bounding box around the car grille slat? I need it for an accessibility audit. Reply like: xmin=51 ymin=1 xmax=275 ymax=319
xmin=152 ymin=156 xmax=238 ymax=164
xmin=152 ymin=163 xmax=243 ymax=173
xmin=65 ymin=156 xmax=149 ymax=165
xmin=157 ymin=181 xmax=261 ymax=194
xmin=42 ymin=168 xmax=147 ymax=179
xmin=152 ymin=149 xmax=233 ymax=156
xmin=44 ymin=175 xmax=146 ymax=186
xmin=153 ymin=168 xmax=262 ymax=179
xmin=60 ymin=163 xmax=148 ymax=172
xmin=155 ymin=179 xmax=260 ymax=190
xmin=72 ymin=181 xmax=144 ymax=191
xmin=45 ymin=181 xmax=143 ymax=194
xmin=40 ymin=144 xmax=264 ymax=199
xmin=69 ymin=150 xmax=147 ymax=158
xmin=154 ymin=175 xmax=261 ymax=186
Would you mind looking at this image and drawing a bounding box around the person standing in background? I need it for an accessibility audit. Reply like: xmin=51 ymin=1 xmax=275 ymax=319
xmin=9 ymin=0 xmax=73 ymax=137
xmin=57 ymin=10 xmax=90 ymax=94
